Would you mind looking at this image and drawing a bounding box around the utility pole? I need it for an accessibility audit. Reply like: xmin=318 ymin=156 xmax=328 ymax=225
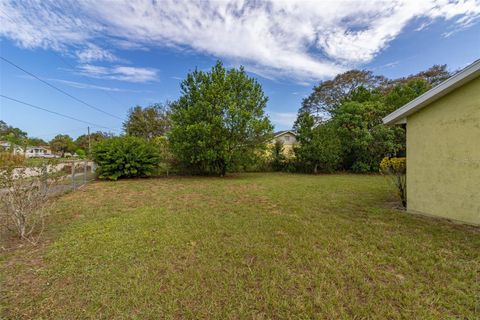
xmin=87 ymin=126 xmax=91 ymax=156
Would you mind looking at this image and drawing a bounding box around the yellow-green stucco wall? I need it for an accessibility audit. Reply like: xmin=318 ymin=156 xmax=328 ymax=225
xmin=406 ymin=76 xmax=480 ymax=225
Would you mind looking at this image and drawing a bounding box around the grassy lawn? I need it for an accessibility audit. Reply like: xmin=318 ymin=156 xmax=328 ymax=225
xmin=1 ymin=173 xmax=478 ymax=319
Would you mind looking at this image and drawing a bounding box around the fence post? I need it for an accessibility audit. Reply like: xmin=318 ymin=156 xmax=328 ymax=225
xmin=84 ymin=159 xmax=87 ymax=184
xmin=71 ymin=160 xmax=75 ymax=190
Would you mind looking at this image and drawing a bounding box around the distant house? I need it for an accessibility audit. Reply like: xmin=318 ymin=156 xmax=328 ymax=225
xmin=0 ymin=141 xmax=55 ymax=158
xmin=0 ymin=141 xmax=9 ymax=151
xmin=0 ymin=141 xmax=24 ymax=156
xmin=272 ymin=130 xmax=297 ymax=156
xmin=383 ymin=60 xmax=480 ymax=225
xmin=25 ymin=146 xmax=52 ymax=158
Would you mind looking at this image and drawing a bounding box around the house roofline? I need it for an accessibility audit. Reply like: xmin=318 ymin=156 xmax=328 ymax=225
xmin=383 ymin=59 xmax=480 ymax=125
xmin=274 ymin=130 xmax=297 ymax=138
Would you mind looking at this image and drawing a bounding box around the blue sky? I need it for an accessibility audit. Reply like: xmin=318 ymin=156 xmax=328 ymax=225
xmin=0 ymin=0 xmax=479 ymax=140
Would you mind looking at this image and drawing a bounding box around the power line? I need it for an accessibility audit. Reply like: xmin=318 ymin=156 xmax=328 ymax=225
xmin=0 ymin=94 xmax=111 ymax=129
xmin=0 ymin=56 xmax=124 ymax=121
xmin=0 ymin=8 xmax=131 ymax=113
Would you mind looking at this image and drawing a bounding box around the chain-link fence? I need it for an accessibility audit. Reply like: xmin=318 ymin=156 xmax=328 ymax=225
xmin=51 ymin=160 xmax=96 ymax=196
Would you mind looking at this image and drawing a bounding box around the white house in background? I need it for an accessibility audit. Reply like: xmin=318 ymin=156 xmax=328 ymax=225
xmin=0 ymin=141 xmax=55 ymax=158
xmin=25 ymin=146 xmax=53 ymax=158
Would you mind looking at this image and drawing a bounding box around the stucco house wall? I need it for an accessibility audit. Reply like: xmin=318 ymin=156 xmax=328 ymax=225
xmin=406 ymin=76 xmax=480 ymax=225
xmin=272 ymin=131 xmax=297 ymax=156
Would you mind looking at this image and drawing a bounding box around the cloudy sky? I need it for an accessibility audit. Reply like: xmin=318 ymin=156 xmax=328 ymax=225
xmin=0 ymin=0 xmax=479 ymax=139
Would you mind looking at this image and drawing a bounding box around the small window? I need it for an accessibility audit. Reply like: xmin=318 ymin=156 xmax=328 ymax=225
xmin=284 ymin=136 xmax=290 ymax=142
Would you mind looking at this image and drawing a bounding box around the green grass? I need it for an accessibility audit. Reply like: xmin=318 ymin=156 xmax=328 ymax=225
xmin=1 ymin=173 xmax=479 ymax=319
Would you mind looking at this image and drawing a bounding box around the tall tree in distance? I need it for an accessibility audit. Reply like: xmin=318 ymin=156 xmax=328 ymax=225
xmin=169 ymin=61 xmax=273 ymax=176
xmin=384 ymin=78 xmax=431 ymax=111
xmin=123 ymin=103 xmax=171 ymax=140
xmin=27 ymin=137 xmax=48 ymax=146
xmin=0 ymin=120 xmax=28 ymax=146
xmin=75 ymin=131 xmax=110 ymax=153
xmin=392 ymin=64 xmax=451 ymax=87
xmin=299 ymin=70 xmax=387 ymax=120
xmin=49 ymin=134 xmax=76 ymax=157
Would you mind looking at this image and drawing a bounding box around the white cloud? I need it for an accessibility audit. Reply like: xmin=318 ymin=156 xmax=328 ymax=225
xmin=77 ymin=64 xmax=158 ymax=82
xmin=1 ymin=0 xmax=479 ymax=81
xmin=76 ymin=44 xmax=119 ymax=63
xmin=269 ymin=112 xmax=297 ymax=129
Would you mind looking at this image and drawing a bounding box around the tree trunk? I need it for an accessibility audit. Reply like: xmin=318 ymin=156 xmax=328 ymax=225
xmin=219 ymin=159 xmax=226 ymax=177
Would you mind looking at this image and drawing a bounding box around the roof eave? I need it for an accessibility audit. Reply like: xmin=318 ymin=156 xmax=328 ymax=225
xmin=273 ymin=130 xmax=297 ymax=138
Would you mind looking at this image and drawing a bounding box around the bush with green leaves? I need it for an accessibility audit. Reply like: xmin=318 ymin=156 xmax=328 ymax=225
xmin=75 ymin=149 xmax=86 ymax=159
xmin=93 ymin=136 xmax=160 ymax=180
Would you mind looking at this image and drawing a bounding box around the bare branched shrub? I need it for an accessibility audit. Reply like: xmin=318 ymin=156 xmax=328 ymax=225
xmin=0 ymin=155 xmax=60 ymax=244
xmin=380 ymin=157 xmax=407 ymax=208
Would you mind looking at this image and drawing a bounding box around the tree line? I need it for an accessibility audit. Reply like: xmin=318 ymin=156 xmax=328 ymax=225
xmin=1 ymin=61 xmax=451 ymax=178
xmin=0 ymin=120 xmax=112 ymax=158
xmin=293 ymin=65 xmax=450 ymax=173
xmin=111 ymin=62 xmax=449 ymax=178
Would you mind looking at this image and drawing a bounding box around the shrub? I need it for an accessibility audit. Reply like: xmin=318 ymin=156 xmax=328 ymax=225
xmin=75 ymin=149 xmax=86 ymax=159
xmin=0 ymin=160 xmax=60 ymax=243
xmin=0 ymin=152 xmax=25 ymax=167
xmin=93 ymin=136 xmax=160 ymax=180
xmin=380 ymin=157 xmax=407 ymax=207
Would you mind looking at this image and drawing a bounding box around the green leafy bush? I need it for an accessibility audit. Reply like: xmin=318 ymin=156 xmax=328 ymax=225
xmin=75 ymin=149 xmax=86 ymax=159
xmin=93 ymin=136 xmax=160 ymax=180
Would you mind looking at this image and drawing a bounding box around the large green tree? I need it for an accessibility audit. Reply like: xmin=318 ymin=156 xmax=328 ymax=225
xmin=384 ymin=78 xmax=431 ymax=110
xmin=169 ymin=61 xmax=273 ymax=176
xmin=294 ymin=113 xmax=342 ymax=173
xmin=49 ymin=134 xmax=76 ymax=157
xmin=390 ymin=64 xmax=451 ymax=88
xmin=123 ymin=103 xmax=171 ymax=140
xmin=331 ymin=101 xmax=404 ymax=172
xmin=294 ymin=65 xmax=444 ymax=173
xmin=299 ymin=70 xmax=387 ymax=119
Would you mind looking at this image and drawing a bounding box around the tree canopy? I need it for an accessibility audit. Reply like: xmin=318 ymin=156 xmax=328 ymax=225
xmin=0 ymin=120 xmax=28 ymax=146
xmin=294 ymin=113 xmax=342 ymax=173
xmin=27 ymin=137 xmax=48 ymax=146
xmin=299 ymin=70 xmax=387 ymax=119
xmin=49 ymin=134 xmax=76 ymax=157
xmin=293 ymin=66 xmax=440 ymax=173
xmin=123 ymin=103 xmax=171 ymax=140
xmin=75 ymin=131 xmax=110 ymax=154
xmin=169 ymin=61 xmax=273 ymax=176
